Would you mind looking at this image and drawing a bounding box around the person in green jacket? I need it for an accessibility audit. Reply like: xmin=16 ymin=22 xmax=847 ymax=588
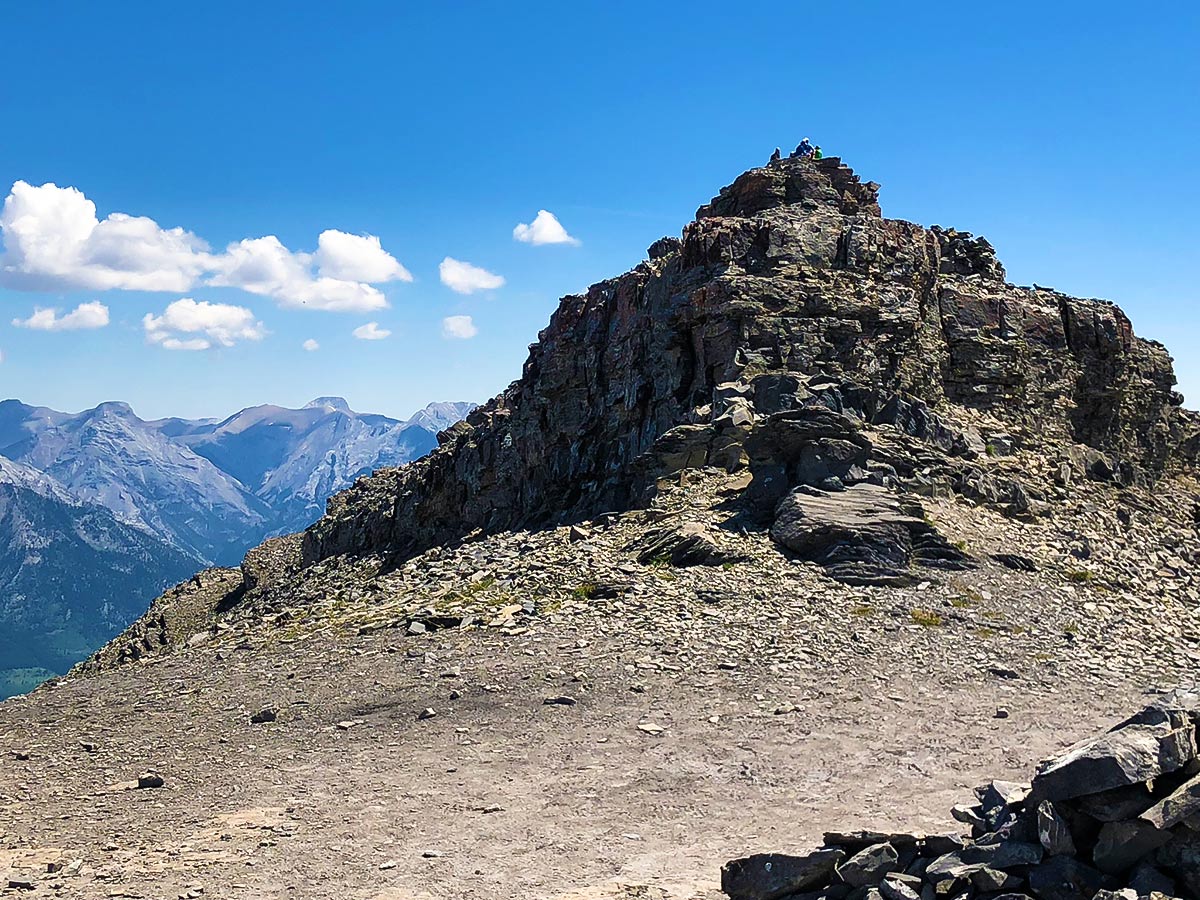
xmin=813 ymin=146 xmax=824 ymax=160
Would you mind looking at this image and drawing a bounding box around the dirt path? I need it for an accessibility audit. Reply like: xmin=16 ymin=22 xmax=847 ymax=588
xmin=0 ymin=614 xmax=1170 ymax=900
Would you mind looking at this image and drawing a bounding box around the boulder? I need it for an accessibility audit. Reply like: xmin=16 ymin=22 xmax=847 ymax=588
xmin=1032 ymin=723 xmax=1195 ymax=802
xmin=624 ymin=521 xmax=742 ymax=567
xmin=721 ymin=850 xmax=845 ymax=900
xmin=836 ymin=842 xmax=899 ymax=887
xmin=769 ymin=484 xmax=971 ymax=586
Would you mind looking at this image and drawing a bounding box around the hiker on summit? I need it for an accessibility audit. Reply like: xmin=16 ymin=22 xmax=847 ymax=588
xmin=813 ymin=145 xmax=823 ymax=160
xmin=769 ymin=147 xmax=781 ymax=162
xmin=791 ymin=138 xmax=814 ymax=158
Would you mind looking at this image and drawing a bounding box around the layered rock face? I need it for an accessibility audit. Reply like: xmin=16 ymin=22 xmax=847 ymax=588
xmin=306 ymin=157 xmax=1195 ymax=573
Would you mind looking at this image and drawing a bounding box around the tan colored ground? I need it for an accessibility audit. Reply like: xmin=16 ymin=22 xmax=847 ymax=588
xmin=0 ymin=608 xmax=1174 ymax=899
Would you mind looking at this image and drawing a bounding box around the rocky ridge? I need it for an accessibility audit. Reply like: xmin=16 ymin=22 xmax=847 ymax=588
xmin=91 ymin=155 xmax=1199 ymax=649
xmin=302 ymin=156 xmax=1196 ymax=580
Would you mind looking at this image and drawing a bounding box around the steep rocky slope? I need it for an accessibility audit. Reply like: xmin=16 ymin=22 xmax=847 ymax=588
xmin=6 ymin=156 xmax=1200 ymax=899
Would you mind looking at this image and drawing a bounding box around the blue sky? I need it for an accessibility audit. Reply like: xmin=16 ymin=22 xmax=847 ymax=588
xmin=0 ymin=1 xmax=1196 ymax=420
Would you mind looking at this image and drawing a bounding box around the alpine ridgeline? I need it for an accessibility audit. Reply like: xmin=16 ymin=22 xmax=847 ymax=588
xmin=88 ymin=155 xmax=1199 ymax=666
xmin=305 ymin=156 xmax=1196 ymax=570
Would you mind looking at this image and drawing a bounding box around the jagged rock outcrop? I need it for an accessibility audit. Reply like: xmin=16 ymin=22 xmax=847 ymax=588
xmin=721 ymin=690 xmax=1200 ymax=900
xmin=303 ymin=156 xmax=1196 ymax=578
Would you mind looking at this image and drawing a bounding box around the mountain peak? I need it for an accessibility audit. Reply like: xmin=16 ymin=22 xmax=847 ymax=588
xmin=304 ymin=397 xmax=352 ymax=413
xmin=305 ymin=155 xmax=1198 ymax=570
xmin=90 ymin=401 xmax=136 ymax=418
xmin=695 ymin=155 xmax=881 ymax=220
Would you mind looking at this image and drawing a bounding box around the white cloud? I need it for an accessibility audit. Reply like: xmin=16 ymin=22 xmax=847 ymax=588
xmin=0 ymin=181 xmax=408 ymax=313
xmin=314 ymin=230 xmax=412 ymax=283
xmin=143 ymin=298 xmax=266 ymax=351
xmin=208 ymin=235 xmax=389 ymax=313
xmin=352 ymin=321 xmax=391 ymax=341
xmin=0 ymin=181 xmax=209 ymax=291
xmin=439 ymin=257 xmax=505 ymax=295
xmin=513 ymin=210 xmax=580 ymax=246
xmin=302 ymin=338 xmax=320 ymax=352
xmin=441 ymin=315 xmax=478 ymax=340
xmin=12 ymin=300 xmax=110 ymax=331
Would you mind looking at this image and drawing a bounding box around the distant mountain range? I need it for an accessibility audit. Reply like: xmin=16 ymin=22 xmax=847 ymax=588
xmin=0 ymin=397 xmax=474 ymax=697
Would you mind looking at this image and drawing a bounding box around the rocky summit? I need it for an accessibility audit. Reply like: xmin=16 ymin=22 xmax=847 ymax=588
xmin=3 ymin=157 xmax=1200 ymax=900
xmin=305 ymin=155 xmax=1195 ymax=582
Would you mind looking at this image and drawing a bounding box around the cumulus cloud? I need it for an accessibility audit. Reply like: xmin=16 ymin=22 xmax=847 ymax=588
xmin=513 ymin=210 xmax=580 ymax=246
xmin=0 ymin=181 xmax=208 ymax=291
xmin=302 ymin=338 xmax=320 ymax=352
xmin=352 ymin=321 xmax=391 ymax=341
xmin=208 ymin=235 xmax=389 ymax=313
xmin=314 ymin=230 xmax=412 ymax=283
xmin=13 ymin=300 xmax=110 ymax=331
xmin=143 ymin=298 xmax=266 ymax=351
xmin=0 ymin=181 xmax=409 ymax=313
xmin=441 ymin=315 xmax=478 ymax=340
xmin=439 ymin=257 xmax=505 ymax=295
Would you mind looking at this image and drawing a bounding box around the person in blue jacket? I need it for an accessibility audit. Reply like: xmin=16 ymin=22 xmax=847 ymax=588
xmin=791 ymin=138 xmax=814 ymax=158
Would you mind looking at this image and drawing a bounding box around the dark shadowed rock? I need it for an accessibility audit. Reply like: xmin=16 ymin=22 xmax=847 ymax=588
xmin=1031 ymin=723 xmax=1195 ymax=801
xmin=1074 ymin=783 xmax=1159 ymax=822
xmin=1129 ymin=861 xmax=1176 ymax=896
xmin=1026 ymin=855 xmax=1111 ymax=900
xmin=823 ymin=832 xmax=923 ymax=853
xmin=136 ymin=772 xmax=164 ymax=789
xmin=1092 ymin=820 xmax=1171 ymax=875
xmin=836 ymin=842 xmax=899 ymax=887
xmin=721 ymin=849 xmax=845 ymax=900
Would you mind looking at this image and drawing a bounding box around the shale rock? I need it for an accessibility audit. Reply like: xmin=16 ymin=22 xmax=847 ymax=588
xmin=770 ymin=484 xmax=971 ymax=585
xmin=721 ymin=849 xmax=845 ymax=900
